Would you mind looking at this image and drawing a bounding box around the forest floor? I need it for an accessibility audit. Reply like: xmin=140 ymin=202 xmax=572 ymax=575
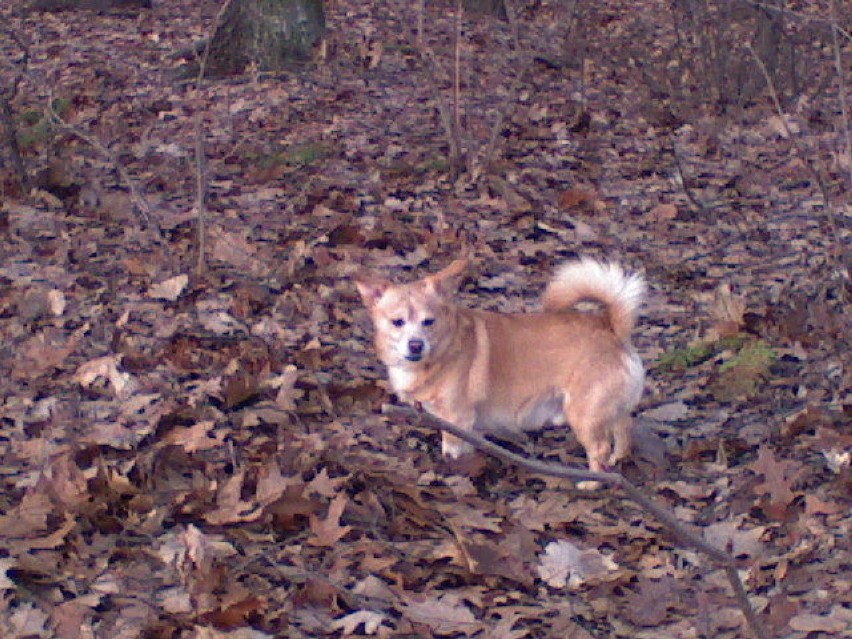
xmin=0 ymin=1 xmax=850 ymax=638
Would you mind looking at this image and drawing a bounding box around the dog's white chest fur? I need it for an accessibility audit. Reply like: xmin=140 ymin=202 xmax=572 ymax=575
xmin=388 ymin=366 xmax=418 ymax=395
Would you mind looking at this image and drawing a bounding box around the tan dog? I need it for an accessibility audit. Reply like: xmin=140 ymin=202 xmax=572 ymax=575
xmin=355 ymin=258 xmax=646 ymax=482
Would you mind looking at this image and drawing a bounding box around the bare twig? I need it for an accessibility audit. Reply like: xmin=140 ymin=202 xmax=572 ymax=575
xmin=479 ymin=0 xmax=529 ymax=173
xmin=385 ymin=406 xmax=771 ymax=639
xmin=453 ymin=0 xmax=462 ymax=149
xmin=45 ymin=94 xmax=165 ymax=242
xmin=190 ymin=0 xmax=232 ymax=274
xmin=667 ymin=134 xmax=715 ymax=213
xmin=413 ymin=6 xmax=464 ymax=175
xmin=413 ymin=0 xmax=541 ymax=181
xmin=829 ymin=0 xmax=852 ymax=195
xmin=741 ymin=0 xmax=852 ymax=42
xmin=745 ymin=44 xmax=831 ymax=207
xmin=0 ymin=96 xmax=28 ymax=192
xmin=416 ymin=0 xmax=425 ymax=47
xmin=745 ymin=42 xmax=845 ymax=299
xmin=1 ymin=28 xmax=31 ymax=191
xmin=194 ymin=0 xmax=233 ymax=86
xmin=194 ymin=113 xmax=208 ymax=275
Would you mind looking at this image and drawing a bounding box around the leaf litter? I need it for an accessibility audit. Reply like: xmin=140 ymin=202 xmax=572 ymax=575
xmin=0 ymin=1 xmax=849 ymax=638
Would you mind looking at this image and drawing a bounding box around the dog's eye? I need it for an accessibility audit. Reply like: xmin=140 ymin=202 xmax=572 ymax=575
xmin=391 ymin=318 xmax=405 ymax=328
xmin=422 ymin=318 xmax=436 ymax=327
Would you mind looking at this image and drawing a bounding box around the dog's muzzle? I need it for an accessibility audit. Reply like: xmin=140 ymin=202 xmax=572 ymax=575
xmin=406 ymin=339 xmax=425 ymax=361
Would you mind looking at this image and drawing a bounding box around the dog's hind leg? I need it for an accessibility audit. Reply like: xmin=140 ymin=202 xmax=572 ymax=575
xmin=608 ymin=415 xmax=633 ymax=467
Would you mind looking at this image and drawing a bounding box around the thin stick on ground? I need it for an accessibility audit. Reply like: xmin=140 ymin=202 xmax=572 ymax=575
xmin=385 ymin=406 xmax=771 ymax=639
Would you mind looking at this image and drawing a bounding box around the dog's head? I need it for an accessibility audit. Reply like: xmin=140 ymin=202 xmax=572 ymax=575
xmin=355 ymin=260 xmax=467 ymax=369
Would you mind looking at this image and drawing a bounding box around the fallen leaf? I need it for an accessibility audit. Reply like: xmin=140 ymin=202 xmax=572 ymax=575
xmin=623 ymin=577 xmax=678 ymax=626
xmin=308 ymin=493 xmax=352 ymax=547
xmin=204 ymin=471 xmax=262 ymax=525
xmin=703 ymin=519 xmax=765 ymax=558
xmin=75 ymin=354 xmax=136 ymax=397
xmin=163 ymin=421 xmax=225 ymax=453
xmin=399 ymin=593 xmax=481 ymax=635
xmin=148 ymin=273 xmax=189 ymax=301
xmin=749 ymin=447 xmax=803 ymax=519
xmin=788 ymin=606 xmax=852 ymax=633
xmin=331 ymin=610 xmax=386 ymax=635
xmin=10 ymin=602 xmax=50 ymax=636
xmin=643 ymin=401 xmax=689 ymax=422
xmin=648 ymin=202 xmax=678 ymax=222
xmin=0 ymin=558 xmax=16 ymax=589
xmin=536 ymin=539 xmax=618 ymax=589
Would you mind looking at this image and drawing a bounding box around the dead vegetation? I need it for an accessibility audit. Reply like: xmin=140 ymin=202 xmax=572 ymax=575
xmin=0 ymin=1 xmax=849 ymax=638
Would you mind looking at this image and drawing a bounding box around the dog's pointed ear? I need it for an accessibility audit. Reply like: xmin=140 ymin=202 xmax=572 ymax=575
xmin=426 ymin=259 xmax=468 ymax=294
xmin=354 ymin=276 xmax=390 ymax=308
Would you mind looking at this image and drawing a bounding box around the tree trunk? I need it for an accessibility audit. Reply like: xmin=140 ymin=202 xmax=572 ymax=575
xmin=463 ymin=0 xmax=506 ymax=19
xmin=206 ymin=0 xmax=325 ymax=77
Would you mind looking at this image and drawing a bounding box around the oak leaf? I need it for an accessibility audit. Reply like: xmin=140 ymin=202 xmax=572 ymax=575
xmin=399 ymin=593 xmax=480 ymax=635
xmin=331 ymin=610 xmax=385 ymax=635
xmin=308 ymin=494 xmax=352 ymax=547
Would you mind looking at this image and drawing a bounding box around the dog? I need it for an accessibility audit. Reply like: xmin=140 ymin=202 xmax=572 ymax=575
xmin=355 ymin=258 xmax=646 ymax=484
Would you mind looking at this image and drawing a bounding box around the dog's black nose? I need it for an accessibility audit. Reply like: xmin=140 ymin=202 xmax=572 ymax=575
xmin=407 ymin=339 xmax=425 ymax=358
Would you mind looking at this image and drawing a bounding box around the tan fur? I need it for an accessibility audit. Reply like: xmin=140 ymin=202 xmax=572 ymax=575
xmin=355 ymin=258 xmax=646 ymax=486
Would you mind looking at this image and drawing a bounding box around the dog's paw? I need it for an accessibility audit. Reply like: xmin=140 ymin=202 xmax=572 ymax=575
xmin=441 ymin=436 xmax=474 ymax=459
xmin=576 ymin=480 xmax=602 ymax=491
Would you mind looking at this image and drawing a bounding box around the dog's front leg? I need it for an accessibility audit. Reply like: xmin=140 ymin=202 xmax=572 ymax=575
xmin=441 ymin=432 xmax=475 ymax=458
xmin=438 ymin=409 xmax=477 ymax=459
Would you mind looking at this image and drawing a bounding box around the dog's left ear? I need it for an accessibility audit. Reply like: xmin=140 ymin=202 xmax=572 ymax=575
xmin=354 ymin=277 xmax=390 ymax=308
xmin=426 ymin=259 xmax=468 ymax=295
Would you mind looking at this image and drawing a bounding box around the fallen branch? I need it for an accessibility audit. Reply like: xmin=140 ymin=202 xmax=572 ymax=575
xmin=385 ymin=406 xmax=771 ymax=639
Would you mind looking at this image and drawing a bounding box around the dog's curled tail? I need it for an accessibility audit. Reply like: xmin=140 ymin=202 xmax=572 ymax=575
xmin=542 ymin=258 xmax=646 ymax=341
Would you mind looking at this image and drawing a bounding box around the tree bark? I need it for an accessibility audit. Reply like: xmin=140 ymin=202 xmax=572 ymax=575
xmin=463 ymin=0 xmax=506 ymax=19
xmin=206 ymin=0 xmax=325 ymax=77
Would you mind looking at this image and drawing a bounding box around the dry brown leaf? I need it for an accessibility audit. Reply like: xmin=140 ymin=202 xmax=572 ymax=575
xmin=399 ymin=593 xmax=481 ymax=636
xmin=148 ymin=273 xmax=189 ymax=301
xmin=788 ymin=606 xmax=852 ymax=633
xmin=74 ymin=354 xmax=136 ymax=398
xmin=0 ymin=490 xmax=53 ymax=538
xmin=648 ymin=202 xmax=679 ymax=222
xmin=9 ymin=602 xmax=50 ymax=637
xmin=331 ymin=610 xmax=386 ymax=635
xmin=204 ymin=471 xmax=262 ymax=525
xmin=308 ymin=493 xmax=352 ymax=547
xmin=163 ymin=421 xmax=225 ymax=453
xmin=536 ymin=539 xmax=619 ymax=589
xmin=703 ymin=519 xmax=766 ymax=558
